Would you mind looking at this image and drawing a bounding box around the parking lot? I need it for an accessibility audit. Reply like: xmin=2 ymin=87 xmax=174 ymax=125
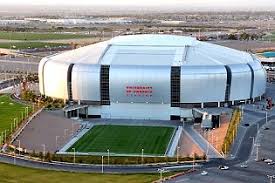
xmin=168 ymin=83 xmax=275 ymax=183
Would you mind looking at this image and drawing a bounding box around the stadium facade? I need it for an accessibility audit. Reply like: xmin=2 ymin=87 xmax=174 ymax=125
xmin=39 ymin=35 xmax=266 ymax=120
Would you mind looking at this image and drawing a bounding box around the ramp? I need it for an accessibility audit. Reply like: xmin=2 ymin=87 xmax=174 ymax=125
xmin=183 ymin=124 xmax=223 ymax=159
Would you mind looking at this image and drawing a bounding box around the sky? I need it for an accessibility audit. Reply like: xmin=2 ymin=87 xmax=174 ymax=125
xmin=1 ymin=0 xmax=275 ymax=7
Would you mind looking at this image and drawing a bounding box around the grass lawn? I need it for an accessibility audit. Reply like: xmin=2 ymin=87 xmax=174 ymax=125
xmin=0 ymin=31 xmax=91 ymax=41
xmin=0 ymin=42 xmax=68 ymax=49
xmin=0 ymin=162 xmax=160 ymax=183
xmin=67 ymin=125 xmax=174 ymax=155
xmin=0 ymin=95 xmax=31 ymax=137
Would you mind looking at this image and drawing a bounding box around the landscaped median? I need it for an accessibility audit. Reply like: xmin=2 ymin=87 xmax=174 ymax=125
xmin=221 ymin=107 xmax=242 ymax=155
xmin=0 ymin=162 xmax=166 ymax=183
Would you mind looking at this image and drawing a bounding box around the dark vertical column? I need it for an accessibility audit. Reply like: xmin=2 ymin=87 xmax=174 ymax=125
xmin=224 ymin=65 xmax=232 ymax=102
xmin=171 ymin=66 xmax=181 ymax=107
xmin=100 ymin=65 xmax=110 ymax=105
xmin=247 ymin=63 xmax=254 ymax=99
xmin=67 ymin=64 xmax=74 ymax=101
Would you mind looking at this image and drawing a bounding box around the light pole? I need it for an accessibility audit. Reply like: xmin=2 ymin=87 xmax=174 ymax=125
xmin=1 ymin=131 xmax=3 ymax=144
xmin=10 ymin=123 xmax=13 ymax=133
xmin=193 ymin=153 xmax=195 ymax=171
xmin=141 ymin=148 xmax=144 ymax=165
xmin=266 ymin=111 xmax=268 ymax=124
xmin=4 ymin=130 xmax=6 ymax=143
xmin=16 ymin=140 xmax=20 ymax=156
xmin=42 ymin=144 xmax=46 ymax=162
xmin=56 ymin=136 xmax=59 ymax=150
xmin=21 ymin=111 xmax=24 ymax=120
xmin=181 ymin=118 xmax=184 ymax=129
xmin=25 ymin=107 xmax=28 ymax=118
xmin=16 ymin=117 xmax=18 ymax=128
xmin=158 ymin=168 xmax=165 ymax=182
xmin=177 ymin=146 xmax=180 ymax=163
xmin=64 ymin=129 xmax=69 ymax=138
xmin=13 ymin=118 xmax=16 ymax=130
xmin=255 ymin=144 xmax=260 ymax=161
xmin=72 ymin=148 xmax=76 ymax=164
xmin=107 ymin=149 xmax=110 ymax=165
xmin=13 ymin=147 xmax=16 ymax=165
xmin=101 ymin=156 xmax=104 ymax=174
xmin=211 ymin=130 xmax=214 ymax=145
xmin=250 ymin=136 xmax=255 ymax=147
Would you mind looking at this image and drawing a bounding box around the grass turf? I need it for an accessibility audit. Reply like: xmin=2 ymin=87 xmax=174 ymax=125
xmin=0 ymin=31 xmax=91 ymax=41
xmin=0 ymin=95 xmax=30 ymax=136
xmin=0 ymin=162 xmax=160 ymax=183
xmin=68 ymin=125 xmax=174 ymax=155
xmin=0 ymin=42 xmax=68 ymax=49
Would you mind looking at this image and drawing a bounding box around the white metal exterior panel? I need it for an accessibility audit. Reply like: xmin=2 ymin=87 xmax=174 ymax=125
xmin=87 ymin=105 xmax=101 ymax=115
xmin=71 ymin=64 xmax=101 ymax=101
xmin=250 ymin=61 xmax=266 ymax=98
xmin=43 ymin=61 xmax=70 ymax=99
xmin=43 ymin=41 xmax=108 ymax=64
xmin=111 ymin=34 xmax=196 ymax=47
xmin=109 ymin=65 xmax=171 ymax=104
xmin=38 ymin=57 xmax=48 ymax=95
xmin=180 ymin=108 xmax=193 ymax=118
xmin=100 ymin=45 xmax=184 ymax=66
xmin=229 ymin=64 xmax=251 ymax=101
xmin=105 ymin=103 xmax=171 ymax=120
xmin=180 ymin=66 xmax=227 ymax=103
xmin=196 ymin=42 xmax=253 ymax=65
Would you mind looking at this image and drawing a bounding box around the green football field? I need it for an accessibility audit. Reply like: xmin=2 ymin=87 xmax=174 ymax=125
xmin=0 ymin=42 xmax=68 ymax=49
xmin=0 ymin=31 xmax=91 ymax=41
xmin=67 ymin=125 xmax=174 ymax=155
xmin=0 ymin=95 xmax=31 ymax=138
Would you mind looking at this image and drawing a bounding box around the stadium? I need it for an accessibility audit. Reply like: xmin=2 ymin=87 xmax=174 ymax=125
xmin=39 ymin=34 xmax=266 ymax=120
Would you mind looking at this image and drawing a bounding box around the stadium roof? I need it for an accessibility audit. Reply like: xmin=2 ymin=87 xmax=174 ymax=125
xmin=44 ymin=34 xmax=257 ymax=66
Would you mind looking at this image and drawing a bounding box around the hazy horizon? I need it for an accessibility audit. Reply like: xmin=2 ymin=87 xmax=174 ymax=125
xmin=1 ymin=0 xmax=275 ymax=11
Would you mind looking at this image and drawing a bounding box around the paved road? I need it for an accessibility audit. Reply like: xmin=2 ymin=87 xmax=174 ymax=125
xmin=0 ymin=78 xmax=20 ymax=90
xmin=0 ymin=153 xmax=197 ymax=173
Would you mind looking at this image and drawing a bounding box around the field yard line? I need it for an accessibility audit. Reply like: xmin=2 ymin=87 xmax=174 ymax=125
xmin=58 ymin=124 xmax=94 ymax=153
xmin=166 ymin=126 xmax=182 ymax=157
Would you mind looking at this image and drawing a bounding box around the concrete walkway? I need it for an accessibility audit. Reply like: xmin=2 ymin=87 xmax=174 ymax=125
xmin=58 ymin=123 xmax=93 ymax=153
xmin=166 ymin=126 xmax=182 ymax=157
